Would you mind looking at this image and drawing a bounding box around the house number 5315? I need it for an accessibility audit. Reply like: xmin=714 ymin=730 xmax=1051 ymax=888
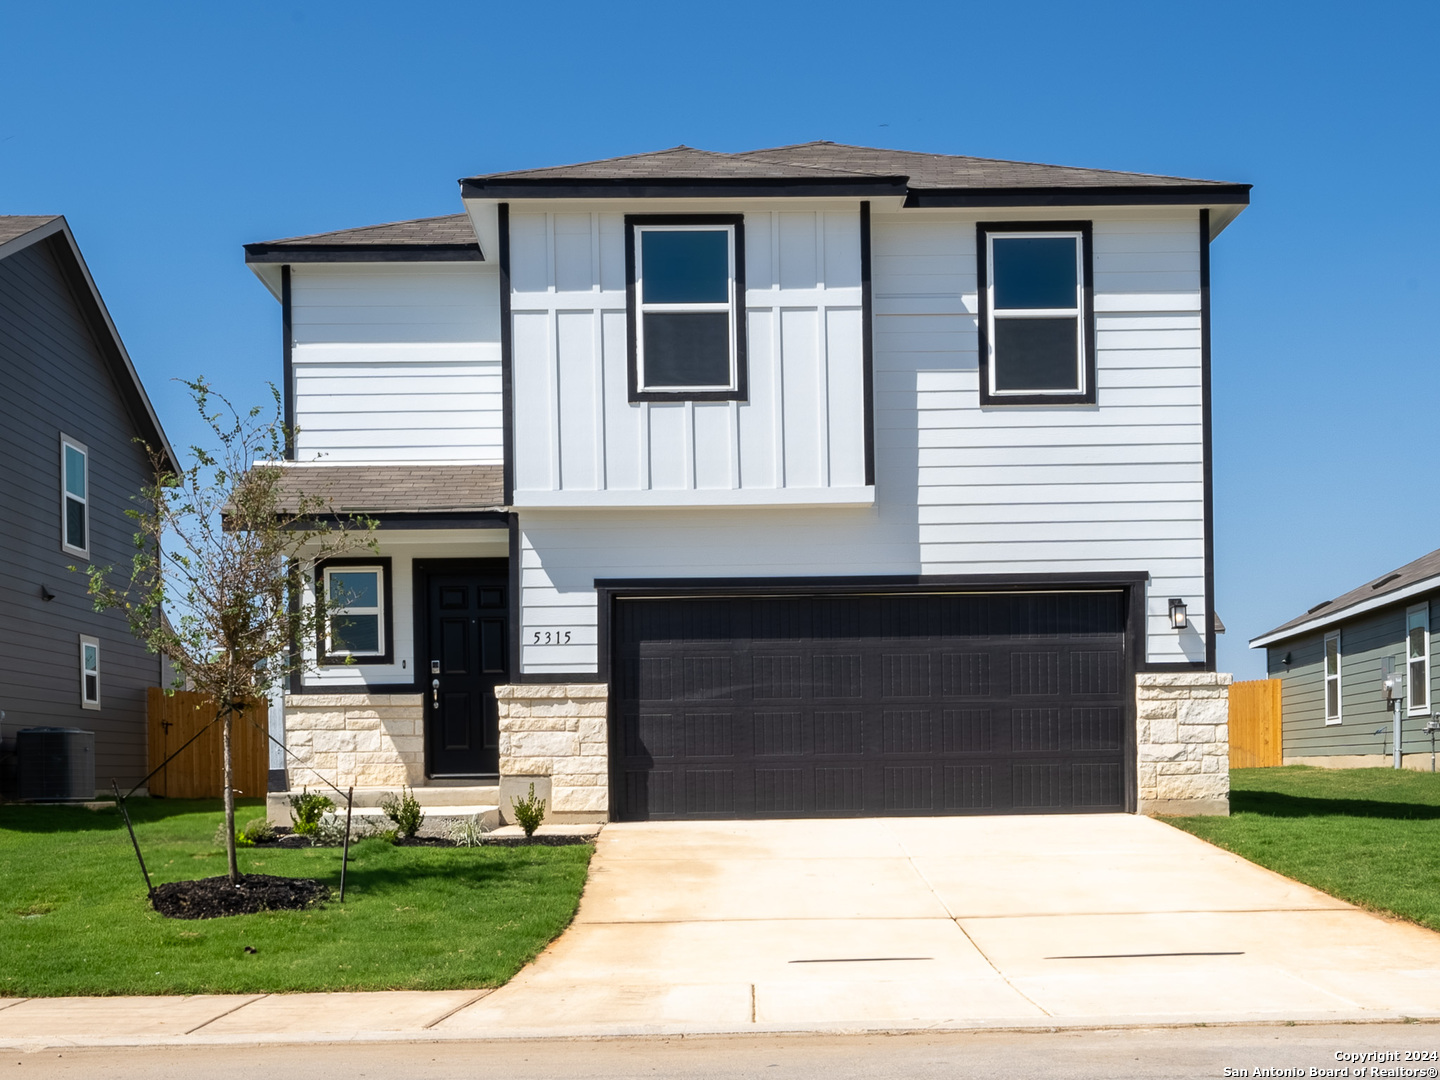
xmin=531 ymin=630 xmax=573 ymax=645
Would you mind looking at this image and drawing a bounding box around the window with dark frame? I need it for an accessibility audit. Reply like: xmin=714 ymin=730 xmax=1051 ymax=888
xmin=317 ymin=560 xmax=393 ymax=665
xmin=61 ymin=435 xmax=89 ymax=557
xmin=626 ymin=216 xmax=746 ymax=401
xmin=978 ymin=223 xmax=1094 ymax=405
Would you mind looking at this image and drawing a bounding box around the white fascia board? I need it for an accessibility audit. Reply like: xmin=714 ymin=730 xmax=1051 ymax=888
xmin=1248 ymin=575 xmax=1440 ymax=649
xmin=512 ymin=487 xmax=876 ymax=509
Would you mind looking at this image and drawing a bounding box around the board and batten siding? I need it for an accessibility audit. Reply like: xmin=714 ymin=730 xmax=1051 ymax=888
xmin=0 ymin=237 xmax=161 ymax=788
xmin=289 ymin=264 xmax=502 ymax=464
xmin=1270 ymin=596 xmax=1438 ymax=758
xmin=508 ymin=207 xmax=867 ymax=502
xmin=515 ymin=207 xmax=1209 ymax=673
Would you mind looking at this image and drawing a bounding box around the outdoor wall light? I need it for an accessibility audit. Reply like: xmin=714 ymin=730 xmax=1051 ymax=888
xmin=1168 ymin=598 xmax=1188 ymax=630
xmin=40 ymin=584 xmax=55 ymax=602
xmin=1281 ymin=652 xmax=1293 ymax=666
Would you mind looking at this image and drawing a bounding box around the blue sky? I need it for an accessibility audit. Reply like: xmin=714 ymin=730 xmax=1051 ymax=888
xmin=3 ymin=0 xmax=1437 ymax=677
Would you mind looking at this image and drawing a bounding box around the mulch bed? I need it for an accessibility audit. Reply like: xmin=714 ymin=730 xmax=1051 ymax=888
xmin=150 ymin=874 xmax=329 ymax=920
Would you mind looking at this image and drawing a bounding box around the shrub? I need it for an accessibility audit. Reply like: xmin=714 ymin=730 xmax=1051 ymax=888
xmin=510 ymin=783 xmax=546 ymax=838
xmin=242 ymin=817 xmax=276 ymax=844
xmin=380 ymin=786 xmax=425 ymax=839
xmin=289 ymin=790 xmax=335 ymax=837
xmin=215 ymin=817 xmax=276 ymax=848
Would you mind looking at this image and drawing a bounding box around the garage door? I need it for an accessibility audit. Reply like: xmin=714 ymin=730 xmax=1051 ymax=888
xmin=612 ymin=590 xmax=1130 ymax=820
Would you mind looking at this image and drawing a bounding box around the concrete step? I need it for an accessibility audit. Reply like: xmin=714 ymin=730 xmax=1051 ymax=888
xmin=267 ymin=786 xmax=499 ymax=827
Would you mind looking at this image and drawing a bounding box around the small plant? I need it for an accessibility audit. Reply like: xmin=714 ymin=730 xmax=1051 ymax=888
xmin=241 ymin=817 xmax=276 ymax=845
xmin=510 ymin=783 xmax=546 ymax=838
xmin=380 ymin=786 xmax=425 ymax=839
xmin=289 ymin=790 xmax=336 ymax=837
xmin=313 ymin=811 xmax=348 ymax=847
xmin=445 ymin=813 xmax=490 ymax=847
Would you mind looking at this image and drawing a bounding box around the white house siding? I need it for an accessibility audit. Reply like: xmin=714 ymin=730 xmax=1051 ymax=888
xmin=516 ymin=207 xmax=1208 ymax=672
xmin=296 ymin=530 xmax=508 ymax=689
xmin=289 ymin=264 xmax=502 ymax=464
xmin=507 ymin=205 xmax=867 ymax=502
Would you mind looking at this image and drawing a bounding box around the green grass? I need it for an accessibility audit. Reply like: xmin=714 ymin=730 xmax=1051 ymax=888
xmin=1167 ymin=766 xmax=1440 ymax=932
xmin=0 ymin=798 xmax=592 ymax=997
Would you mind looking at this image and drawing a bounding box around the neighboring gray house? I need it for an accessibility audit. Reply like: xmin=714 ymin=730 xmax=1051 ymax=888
xmin=0 ymin=216 xmax=177 ymax=793
xmin=1250 ymin=548 xmax=1439 ymax=768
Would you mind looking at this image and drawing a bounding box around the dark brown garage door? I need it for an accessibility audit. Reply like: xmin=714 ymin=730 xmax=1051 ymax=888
xmin=612 ymin=590 xmax=1131 ymax=820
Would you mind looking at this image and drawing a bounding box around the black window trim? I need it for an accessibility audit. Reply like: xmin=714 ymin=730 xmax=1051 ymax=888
xmin=315 ymin=556 xmax=395 ymax=667
xmin=976 ymin=220 xmax=1096 ymax=407
xmin=625 ymin=213 xmax=748 ymax=403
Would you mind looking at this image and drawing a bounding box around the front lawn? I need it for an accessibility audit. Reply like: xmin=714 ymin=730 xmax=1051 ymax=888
xmin=1167 ymin=766 xmax=1440 ymax=933
xmin=0 ymin=798 xmax=592 ymax=997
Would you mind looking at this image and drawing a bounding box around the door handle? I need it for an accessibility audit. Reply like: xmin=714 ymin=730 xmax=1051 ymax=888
xmin=432 ymin=678 xmax=440 ymax=709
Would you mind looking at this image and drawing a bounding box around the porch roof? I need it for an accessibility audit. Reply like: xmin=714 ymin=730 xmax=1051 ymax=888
xmin=269 ymin=463 xmax=505 ymax=514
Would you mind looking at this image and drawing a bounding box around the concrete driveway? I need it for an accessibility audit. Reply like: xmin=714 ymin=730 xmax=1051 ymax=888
xmin=5 ymin=814 xmax=1440 ymax=1046
xmin=438 ymin=814 xmax=1440 ymax=1033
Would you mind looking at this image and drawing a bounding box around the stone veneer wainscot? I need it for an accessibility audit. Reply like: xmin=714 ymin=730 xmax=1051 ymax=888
xmin=282 ymin=693 xmax=426 ymax=790
xmin=1136 ymin=671 xmax=1232 ymax=816
xmin=495 ymin=683 xmax=609 ymax=823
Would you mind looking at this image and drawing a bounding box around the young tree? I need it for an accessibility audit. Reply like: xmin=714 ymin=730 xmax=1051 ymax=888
xmin=85 ymin=379 xmax=375 ymax=884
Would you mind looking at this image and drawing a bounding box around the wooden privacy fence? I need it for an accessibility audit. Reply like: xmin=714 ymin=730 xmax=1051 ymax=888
xmin=1228 ymin=678 xmax=1283 ymax=768
xmin=147 ymin=688 xmax=268 ymax=798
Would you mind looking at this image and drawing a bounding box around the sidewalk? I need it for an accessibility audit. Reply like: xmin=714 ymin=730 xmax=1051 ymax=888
xmin=5 ymin=816 xmax=1440 ymax=1048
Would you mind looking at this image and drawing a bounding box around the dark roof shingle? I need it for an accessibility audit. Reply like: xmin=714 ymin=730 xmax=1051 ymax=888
xmin=245 ymin=214 xmax=480 ymax=262
xmin=269 ymin=464 xmax=504 ymax=514
xmin=0 ymin=215 xmax=61 ymax=247
xmin=463 ymin=140 xmax=1243 ymax=192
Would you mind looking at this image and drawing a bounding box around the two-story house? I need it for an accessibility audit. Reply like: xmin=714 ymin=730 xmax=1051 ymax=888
xmin=246 ymin=143 xmax=1249 ymax=824
xmin=0 ymin=216 xmax=177 ymax=795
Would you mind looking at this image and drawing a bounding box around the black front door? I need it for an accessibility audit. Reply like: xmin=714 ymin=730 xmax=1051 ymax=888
xmin=423 ymin=560 xmax=508 ymax=777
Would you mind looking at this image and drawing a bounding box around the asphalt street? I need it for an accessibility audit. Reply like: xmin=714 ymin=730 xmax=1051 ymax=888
xmin=7 ymin=1022 xmax=1439 ymax=1080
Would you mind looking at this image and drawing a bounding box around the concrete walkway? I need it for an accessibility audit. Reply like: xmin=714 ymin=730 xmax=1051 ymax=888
xmin=4 ymin=815 xmax=1440 ymax=1046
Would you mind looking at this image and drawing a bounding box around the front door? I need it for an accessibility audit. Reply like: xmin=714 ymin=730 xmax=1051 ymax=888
xmin=423 ymin=560 xmax=508 ymax=777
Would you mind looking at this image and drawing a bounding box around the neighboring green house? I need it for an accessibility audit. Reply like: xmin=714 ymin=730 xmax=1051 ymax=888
xmin=1251 ymin=548 xmax=1439 ymax=768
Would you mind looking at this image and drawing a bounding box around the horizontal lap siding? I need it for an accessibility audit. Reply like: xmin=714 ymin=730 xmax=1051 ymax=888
xmin=509 ymin=210 xmax=865 ymax=497
xmin=1273 ymin=602 xmax=1434 ymax=757
xmin=518 ymin=210 xmax=1208 ymax=672
xmin=0 ymin=240 xmax=159 ymax=787
xmin=290 ymin=266 xmax=501 ymax=463
xmin=872 ymin=213 xmax=1204 ymax=666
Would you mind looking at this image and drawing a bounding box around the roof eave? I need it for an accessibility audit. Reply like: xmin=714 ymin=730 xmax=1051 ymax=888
xmin=903 ymin=183 xmax=1252 ymax=209
xmin=243 ymin=243 xmax=483 ymax=264
xmin=1249 ymin=574 xmax=1440 ymax=649
xmin=459 ymin=176 xmax=912 ymax=200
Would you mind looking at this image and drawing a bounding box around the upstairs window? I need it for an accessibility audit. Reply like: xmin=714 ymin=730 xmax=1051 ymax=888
xmin=61 ymin=436 xmax=89 ymax=558
xmin=626 ymin=216 xmax=747 ymax=401
xmin=80 ymin=635 xmax=100 ymax=710
xmin=1407 ymin=604 xmax=1430 ymax=717
xmin=1324 ymin=631 xmax=1342 ymax=724
xmin=317 ymin=560 xmax=393 ymax=665
xmin=978 ymin=223 xmax=1095 ymax=405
